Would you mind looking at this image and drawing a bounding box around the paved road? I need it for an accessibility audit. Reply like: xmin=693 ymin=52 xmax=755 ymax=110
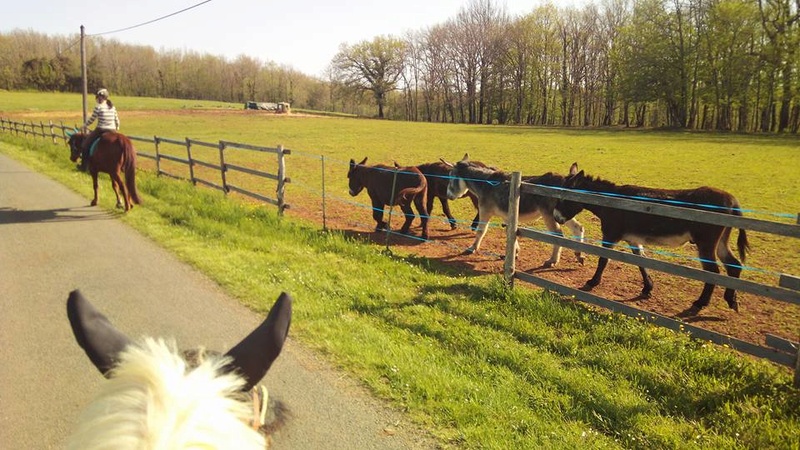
xmin=0 ymin=151 xmax=435 ymax=449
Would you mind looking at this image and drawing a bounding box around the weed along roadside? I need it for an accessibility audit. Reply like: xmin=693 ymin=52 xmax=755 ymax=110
xmin=2 ymin=101 xmax=800 ymax=447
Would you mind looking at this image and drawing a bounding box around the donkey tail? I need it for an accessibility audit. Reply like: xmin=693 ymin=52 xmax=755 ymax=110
xmin=731 ymin=199 xmax=749 ymax=262
xmin=394 ymin=172 xmax=427 ymax=205
xmin=121 ymin=136 xmax=141 ymax=205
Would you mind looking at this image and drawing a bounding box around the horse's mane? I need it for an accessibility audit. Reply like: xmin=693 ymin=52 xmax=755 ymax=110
xmin=67 ymin=338 xmax=266 ymax=450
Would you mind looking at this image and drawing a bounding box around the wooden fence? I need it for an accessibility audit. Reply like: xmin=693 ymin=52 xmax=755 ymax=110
xmin=501 ymin=172 xmax=800 ymax=387
xmin=0 ymin=118 xmax=290 ymax=215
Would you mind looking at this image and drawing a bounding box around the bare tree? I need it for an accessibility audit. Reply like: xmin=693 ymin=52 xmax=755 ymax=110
xmin=331 ymin=36 xmax=407 ymax=118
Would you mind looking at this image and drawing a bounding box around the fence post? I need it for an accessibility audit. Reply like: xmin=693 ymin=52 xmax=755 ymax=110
xmin=504 ymin=172 xmax=522 ymax=286
xmin=795 ymin=347 xmax=799 ymax=388
xmin=277 ymin=144 xmax=287 ymax=216
xmin=40 ymin=121 xmax=45 ymax=139
xmin=49 ymin=120 xmax=56 ymax=144
xmin=154 ymin=136 xmax=162 ymax=176
xmin=321 ymin=155 xmax=327 ymax=231
xmin=185 ymin=138 xmax=196 ymax=185
xmin=60 ymin=121 xmax=67 ymax=144
xmin=218 ymin=141 xmax=228 ymax=194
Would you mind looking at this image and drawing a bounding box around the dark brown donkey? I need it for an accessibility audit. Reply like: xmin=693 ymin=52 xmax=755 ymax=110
xmin=414 ymin=162 xmax=480 ymax=230
xmin=553 ymin=163 xmax=749 ymax=315
xmin=348 ymin=157 xmax=429 ymax=239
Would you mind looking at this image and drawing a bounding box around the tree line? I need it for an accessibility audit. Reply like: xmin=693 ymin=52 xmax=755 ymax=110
xmin=3 ymin=0 xmax=799 ymax=132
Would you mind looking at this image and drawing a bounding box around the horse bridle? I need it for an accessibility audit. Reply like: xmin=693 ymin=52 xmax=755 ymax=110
xmin=250 ymin=384 xmax=269 ymax=431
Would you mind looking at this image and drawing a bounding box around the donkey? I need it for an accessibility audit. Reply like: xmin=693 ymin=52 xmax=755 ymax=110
xmin=348 ymin=157 xmax=429 ymax=240
xmin=443 ymin=154 xmax=585 ymax=267
xmin=66 ymin=289 xmax=292 ymax=449
xmin=553 ymin=163 xmax=749 ymax=315
xmin=414 ymin=161 xmax=480 ymax=230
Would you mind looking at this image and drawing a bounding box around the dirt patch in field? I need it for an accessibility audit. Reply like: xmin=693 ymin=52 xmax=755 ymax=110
xmin=283 ymin=194 xmax=799 ymax=353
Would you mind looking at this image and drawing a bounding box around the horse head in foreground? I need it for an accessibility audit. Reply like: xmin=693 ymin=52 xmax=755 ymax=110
xmin=66 ymin=290 xmax=292 ymax=449
xmin=67 ymin=131 xmax=140 ymax=211
xmin=347 ymin=157 xmax=429 ymax=240
xmin=553 ymin=163 xmax=749 ymax=315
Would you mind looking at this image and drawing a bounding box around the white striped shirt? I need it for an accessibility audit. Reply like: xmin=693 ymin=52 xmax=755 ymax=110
xmin=85 ymin=102 xmax=120 ymax=131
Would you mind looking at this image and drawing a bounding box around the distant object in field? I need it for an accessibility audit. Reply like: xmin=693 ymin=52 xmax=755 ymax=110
xmin=245 ymin=101 xmax=291 ymax=114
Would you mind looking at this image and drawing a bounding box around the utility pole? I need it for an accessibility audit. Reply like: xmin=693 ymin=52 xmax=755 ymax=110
xmin=80 ymin=25 xmax=87 ymax=131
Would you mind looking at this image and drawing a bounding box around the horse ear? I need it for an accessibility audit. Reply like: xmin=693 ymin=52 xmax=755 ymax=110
xmin=359 ymin=157 xmax=368 ymax=166
xmin=393 ymin=161 xmax=400 ymax=168
xmin=224 ymin=292 xmax=292 ymax=391
xmin=67 ymin=290 xmax=132 ymax=378
xmin=569 ymin=162 xmax=579 ymax=175
xmin=461 ymin=153 xmax=469 ymax=162
xmin=439 ymin=158 xmax=453 ymax=168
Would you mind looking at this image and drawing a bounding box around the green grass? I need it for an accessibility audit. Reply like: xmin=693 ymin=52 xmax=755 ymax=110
xmin=2 ymin=92 xmax=800 ymax=449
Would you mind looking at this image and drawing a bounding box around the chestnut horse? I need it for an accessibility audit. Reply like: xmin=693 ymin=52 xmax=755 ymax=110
xmin=68 ymin=132 xmax=140 ymax=211
xmin=66 ymin=289 xmax=292 ymax=449
xmin=348 ymin=157 xmax=429 ymax=240
xmin=553 ymin=163 xmax=749 ymax=315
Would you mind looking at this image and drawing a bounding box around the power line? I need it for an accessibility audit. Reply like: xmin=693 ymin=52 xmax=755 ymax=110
xmin=88 ymin=0 xmax=213 ymax=37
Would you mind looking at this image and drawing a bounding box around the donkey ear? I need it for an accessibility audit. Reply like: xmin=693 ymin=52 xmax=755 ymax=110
xmin=224 ymin=292 xmax=292 ymax=391
xmin=569 ymin=162 xmax=579 ymax=175
xmin=67 ymin=290 xmax=132 ymax=378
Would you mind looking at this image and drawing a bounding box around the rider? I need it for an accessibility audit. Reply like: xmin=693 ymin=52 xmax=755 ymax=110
xmin=79 ymin=88 xmax=120 ymax=171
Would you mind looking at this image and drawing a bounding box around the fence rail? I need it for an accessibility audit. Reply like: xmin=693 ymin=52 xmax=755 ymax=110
xmin=504 ymin=172 xmax=800 ymax=386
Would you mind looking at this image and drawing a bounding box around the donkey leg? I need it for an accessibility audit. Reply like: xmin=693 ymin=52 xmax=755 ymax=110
xmin=717 ymin=232 xmax=742 ymax=311
xmin=90 ymin=172 xmax=99 ymax=206
xmin=468 ymin=209 xmax=491 ymax=254
xmin=631 ymin=245 xmax=653 ymax=299
xmin=564 ymin=218 xmax=586 ymax=265
xmin=690 ymin=243 xmax=721 ymax=313
xmin=416 ymin=196 xmax=430 ymax=239
xmin=371 ymin=198 xmax=387 ymax=231
xmin=399 ymin=203 xmax=415 ymax=235
xmin=541 ymin=213 xmax=563 ymax=268
xmin=583 ymin=241 xmax=615 ymax=291
xmin=440 ymin=198 xmax=457 ymax=230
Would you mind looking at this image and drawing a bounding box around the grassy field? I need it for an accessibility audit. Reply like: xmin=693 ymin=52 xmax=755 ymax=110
xmin=2 ymin=91 xmax=800 ymax=449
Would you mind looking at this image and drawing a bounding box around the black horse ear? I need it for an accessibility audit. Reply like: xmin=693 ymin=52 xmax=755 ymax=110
xmin=67 ymin=290 xmax=132 ymax=378
xmin=224 ymin=292 xmax=292 ymax=391
xmin=569 ymin=162 xmax=579 ymax=176
xmin=359 ymin=157 xmax=368 ymax=166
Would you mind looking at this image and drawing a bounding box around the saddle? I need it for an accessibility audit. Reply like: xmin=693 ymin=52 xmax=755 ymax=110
xmin=87 ymin=131 xmax=115 ymax=157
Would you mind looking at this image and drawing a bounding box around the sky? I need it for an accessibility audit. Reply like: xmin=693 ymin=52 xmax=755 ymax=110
xmin=2 ymin=0 xmax=584 ymax=77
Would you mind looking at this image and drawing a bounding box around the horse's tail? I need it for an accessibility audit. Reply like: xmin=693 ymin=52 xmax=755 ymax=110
xmin=730 ymin=198 xmax=749 ymax=262
xmin=121 ymin=136 xmax=141 ymax=205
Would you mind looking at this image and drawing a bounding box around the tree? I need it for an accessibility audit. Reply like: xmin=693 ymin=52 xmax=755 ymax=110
xmin=331 ymin=36 xmax=407 ymax=118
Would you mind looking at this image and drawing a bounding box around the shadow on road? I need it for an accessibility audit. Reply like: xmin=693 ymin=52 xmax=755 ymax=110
xmin=0 ymin=206 xmax=116 ymax=224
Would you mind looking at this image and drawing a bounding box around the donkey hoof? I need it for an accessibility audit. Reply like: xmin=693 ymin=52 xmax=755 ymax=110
xmin=638 ymin=290 xmax=652 ymax=300
xmin=90 ymin=200 xmax=98 ymax=206
xmin=542 ymin=260 xmax=556 ymax=269
xmin=579 ymin=282 xmax=595 ymax=292
xmin=464 ymin=247 xmax=476 ymax=255
xmin=576 ymin=256 xmax=586 ymax=266
xmin=677 ymin=305 xmax=702 ymax=318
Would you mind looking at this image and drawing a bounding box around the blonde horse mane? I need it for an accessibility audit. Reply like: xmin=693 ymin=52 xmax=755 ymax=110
xmin=67 ymin=338 xmax=266 ymax=450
